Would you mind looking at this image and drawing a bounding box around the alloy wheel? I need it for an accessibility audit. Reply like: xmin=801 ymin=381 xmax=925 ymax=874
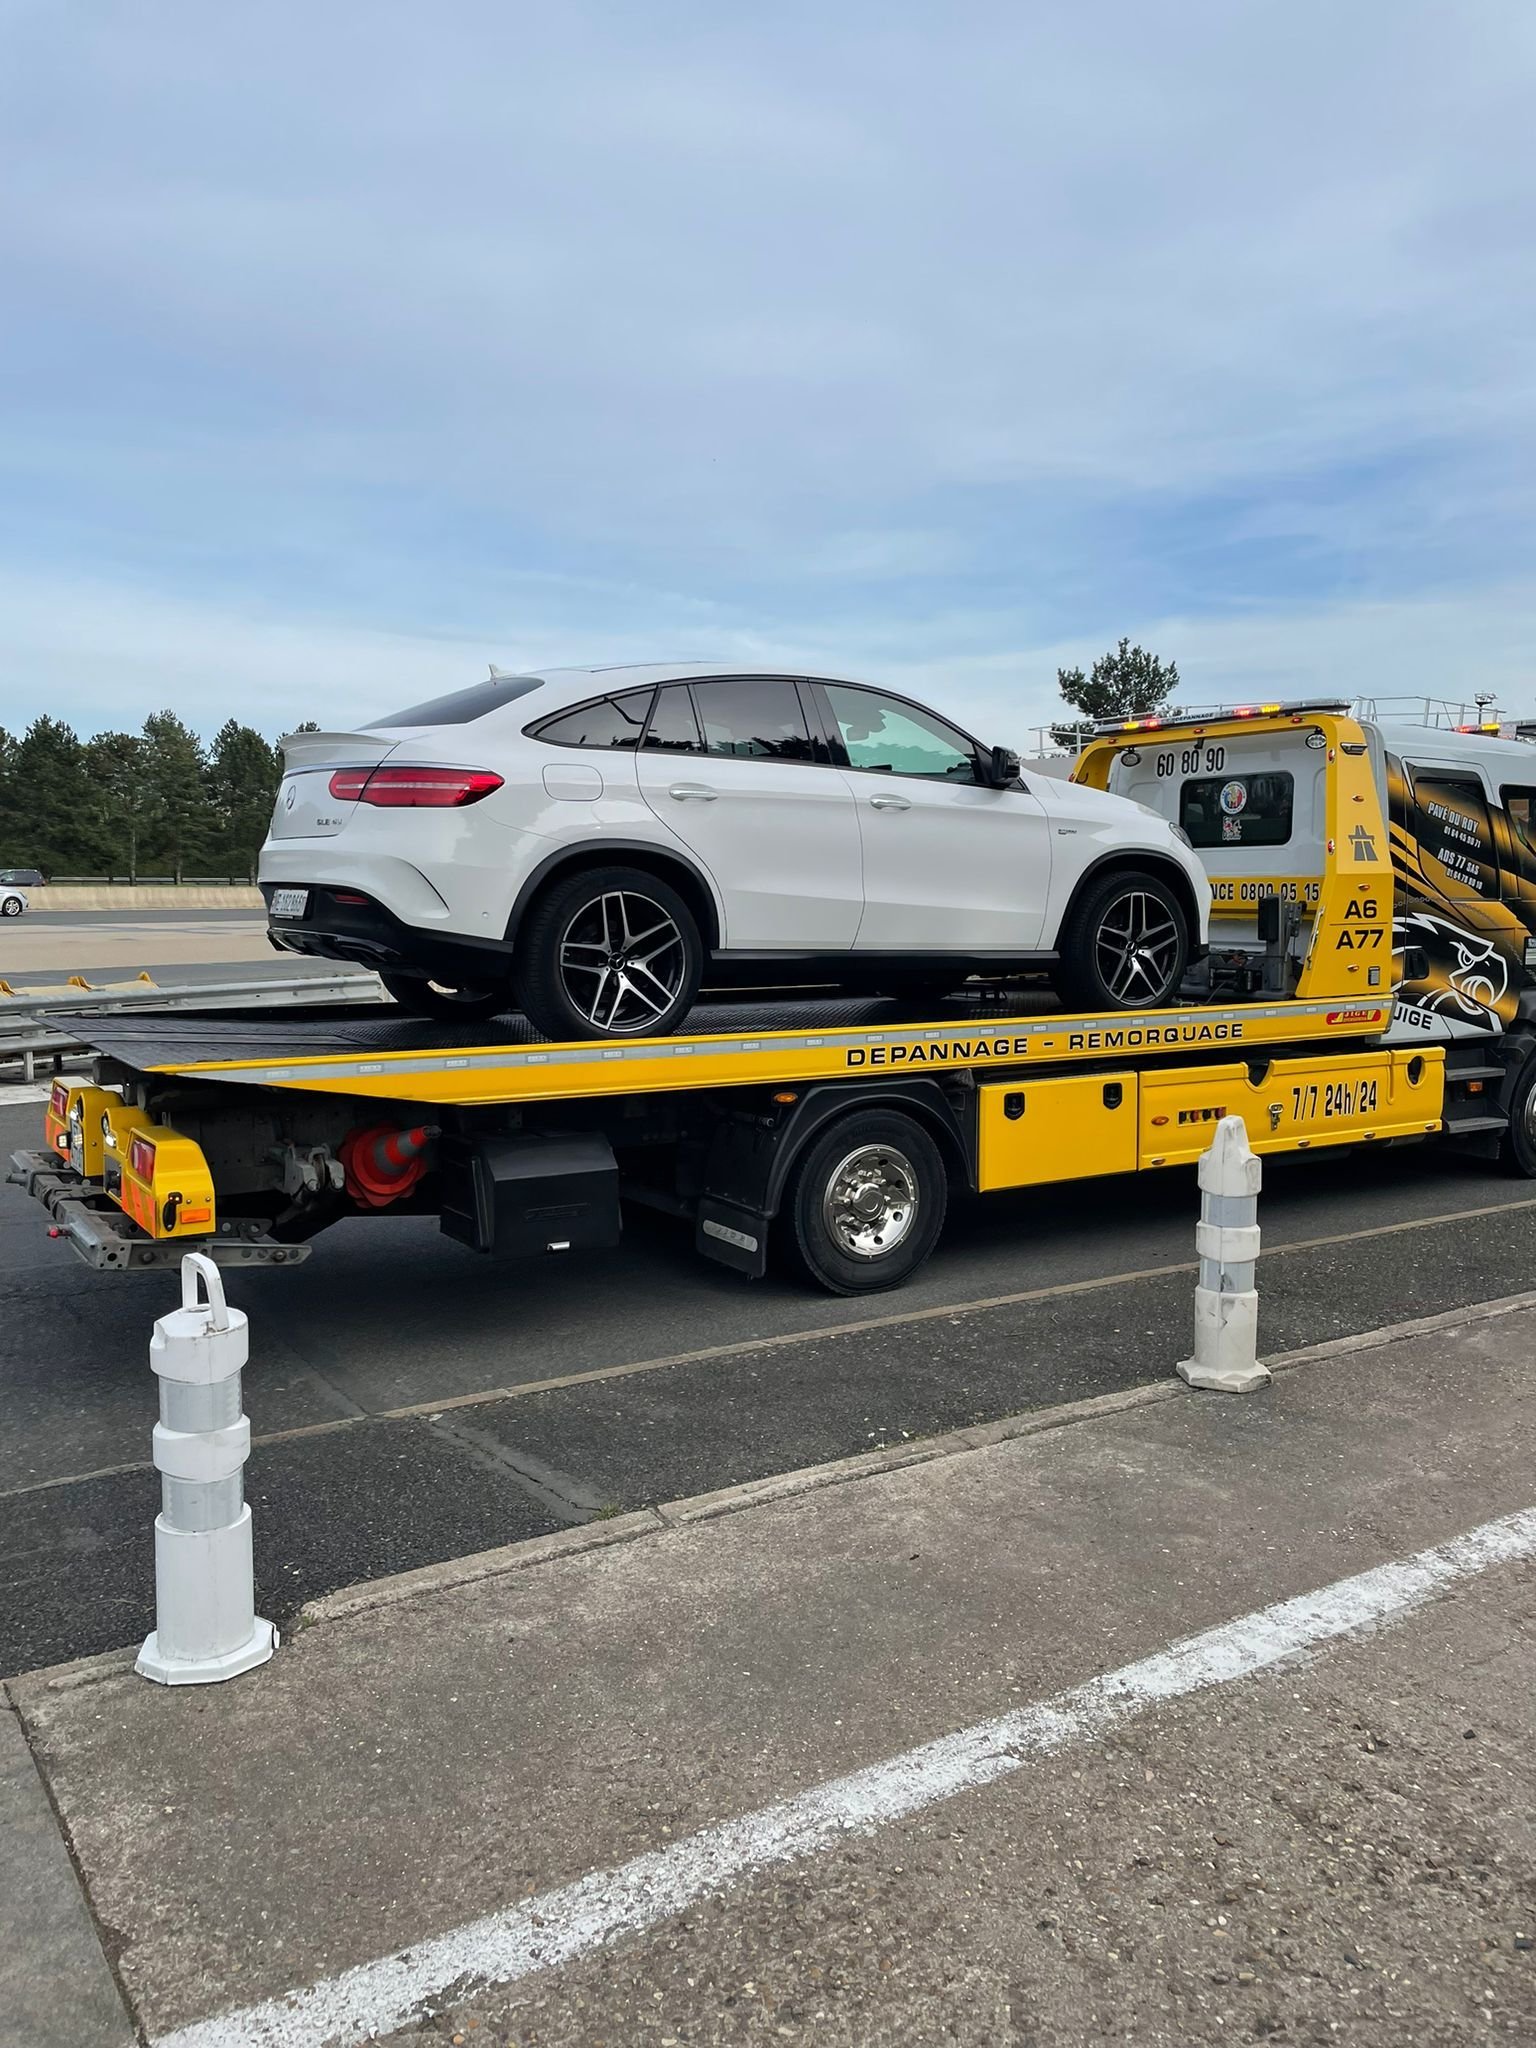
xmin=557 ymin=889 xmax=688 ymax=1034
xmin=1093 ymin=890 xmax=1181 ymax=1004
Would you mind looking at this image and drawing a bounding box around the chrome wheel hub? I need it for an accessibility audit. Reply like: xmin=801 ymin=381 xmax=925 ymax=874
xmin=1095 ymin=890 xmax=1180 ymax=1004
xmin=822 ymin=1144 xmax=919 ymax=1260
xmin=559 ymin=890 xmax=687 ymax=1034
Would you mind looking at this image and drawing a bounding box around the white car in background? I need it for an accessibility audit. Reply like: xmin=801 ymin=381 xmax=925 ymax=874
xmin=0 ymin=885 xmax=28 ymax=919
xmin=260 ymin=663 xmax=1210 ymax=1038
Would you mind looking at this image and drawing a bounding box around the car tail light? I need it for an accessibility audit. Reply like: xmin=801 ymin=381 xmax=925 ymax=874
xmin=129 ymin=1134 xmax=157 ymax=1181
xmin=330 ymin=766 xmax=505 ymax=807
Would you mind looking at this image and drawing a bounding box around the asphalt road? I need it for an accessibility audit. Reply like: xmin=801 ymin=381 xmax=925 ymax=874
xmin=1 ymin=905 xmax=330 ymax=988
xmin=4 ymin=1092 xmax=1535 ymax=1676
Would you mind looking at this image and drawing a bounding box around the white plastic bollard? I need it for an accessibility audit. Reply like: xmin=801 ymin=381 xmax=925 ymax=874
xmin=1176 ymin=1115 xmax=1272 ymax=1395
xmin=136 ymin=1252 xmax=276 ymax=1685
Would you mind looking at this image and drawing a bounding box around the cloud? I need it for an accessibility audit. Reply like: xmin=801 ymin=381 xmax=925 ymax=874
xmin=1 ymin=1 xmax=1534 ymax=733
xmin=4 ymin=564 xmax=1532 ymax=761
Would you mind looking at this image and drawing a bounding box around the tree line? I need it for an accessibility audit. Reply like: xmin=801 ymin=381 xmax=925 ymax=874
xmin=0 ymin=712 xmax=316 ymax=881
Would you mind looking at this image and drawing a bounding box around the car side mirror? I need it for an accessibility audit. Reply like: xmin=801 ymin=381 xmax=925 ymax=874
xmin=986 ymin=745 xmax=1023 ymax=790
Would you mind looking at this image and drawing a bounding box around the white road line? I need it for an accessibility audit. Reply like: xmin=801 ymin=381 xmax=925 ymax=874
xmin=0 ymin=1083 xmax=62 ymax=1105
xmin=154 ymin=1502 xmax=1536 ymax=2048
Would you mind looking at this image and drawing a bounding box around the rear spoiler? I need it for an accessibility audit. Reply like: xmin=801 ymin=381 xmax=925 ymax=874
xmin=278 ymin=729 xmax=400 ymax=770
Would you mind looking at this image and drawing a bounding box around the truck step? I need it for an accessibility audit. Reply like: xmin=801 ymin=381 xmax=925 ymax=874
xmin=1441 ymin=1112 xmax=1509 ymax=1136
xmin=1446 ymin=1063 xmax=1507 ymax=1085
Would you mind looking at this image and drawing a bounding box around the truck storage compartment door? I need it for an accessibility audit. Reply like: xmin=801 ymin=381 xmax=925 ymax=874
xmin=978 ymin=1072 xmax=1137 ymax=1190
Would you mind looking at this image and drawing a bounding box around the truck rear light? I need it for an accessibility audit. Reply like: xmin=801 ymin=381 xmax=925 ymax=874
xmin=49 ymin=1081 xmax=69 ymax=1119
xmin=329 ymin=766 xmax=504 ymax=807
xmin=129 ymin=1134 xmax=157 ymax=1181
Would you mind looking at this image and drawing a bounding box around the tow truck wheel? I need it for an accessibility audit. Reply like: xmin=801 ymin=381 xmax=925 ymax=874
xmin=779 ymin=1110 xmax=947 ymax=1294
xmin=379 ymin=972 xmax=510 ymax=1021
xmin=1053 ymin=868 xmax=1188 ymax=1012
xmin=1499 ymin=1044 xmax=1536 ymax=1176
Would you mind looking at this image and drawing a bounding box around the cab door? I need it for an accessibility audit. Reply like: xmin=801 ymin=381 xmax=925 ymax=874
xmin=813 ymin=682 xmax=1052 ymax=951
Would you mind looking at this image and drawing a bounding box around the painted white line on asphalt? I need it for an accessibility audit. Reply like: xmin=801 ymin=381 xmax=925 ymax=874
xmin=153 ymin=1502 xmax=1536 ymax=2048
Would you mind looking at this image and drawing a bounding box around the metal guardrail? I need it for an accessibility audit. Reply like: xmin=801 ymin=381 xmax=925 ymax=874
xmin=0 ymin=971 xmax=381 ymax=1081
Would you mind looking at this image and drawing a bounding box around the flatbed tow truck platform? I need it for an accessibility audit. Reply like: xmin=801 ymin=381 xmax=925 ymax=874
xmin=10 ymin=705 xmax=1533 ymax=1294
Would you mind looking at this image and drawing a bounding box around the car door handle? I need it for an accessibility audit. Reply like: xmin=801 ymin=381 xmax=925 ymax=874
xmin=668 ymin=783 xmax=719 ymax=801
xmin=868 ymin=793 xmax=911 ymax=811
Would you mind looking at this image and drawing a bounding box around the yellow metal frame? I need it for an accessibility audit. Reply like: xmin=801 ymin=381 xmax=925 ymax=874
xmin=138 ymin=995 xmax=1400 ymax=1108
xmin=977 ymin=1046 xmax=1445 ymax=1191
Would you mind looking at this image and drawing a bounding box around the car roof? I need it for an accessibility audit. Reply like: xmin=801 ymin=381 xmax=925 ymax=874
xmin=510 ymin=662 xmax=889 ymax=709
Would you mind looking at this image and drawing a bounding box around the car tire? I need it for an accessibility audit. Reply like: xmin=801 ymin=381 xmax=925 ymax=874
xmin=1053 ymin=868 xmax=1189 ymax=1012
xmin=0 ymin=896 xmax=22 ymax=917
xmin=379 ymin=972 xmax=510 ymax=1021
xmin=778 ymin=1109 xmax=948 ymax=1295
xmin=1499 ymin=1040 xmax=1536 ymax=1176
xmin=514 ymin=865 xmax=703 ymax=1041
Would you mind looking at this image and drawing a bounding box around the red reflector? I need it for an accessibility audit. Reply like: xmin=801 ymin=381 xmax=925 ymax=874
xmin=129 ymin=1135 xmax=157 ymax=1181
xmin=332 ymin=892 xmax=368 ymax=905
xmin=328 ymin=768 xmax=373 ymax=801
xmin=50 ymin=1082 xmax=69 ymax=1118
xmin=357 ymin=766 xmax=505 ymax=808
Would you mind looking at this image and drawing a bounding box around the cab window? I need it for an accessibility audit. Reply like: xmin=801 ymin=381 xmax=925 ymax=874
xmin=1501 ymin=785 xmax=1536 ymax=859
xmin=532 ymin=689 xmax=654 ymax=749
xmin=691 ymin=678 xmax=815 ymax=761
xmin=1179 ymin=772 xmax=1294 ymax=847
xmin=1410 ymin=770 xmax=1498 ymax=898
xmin=824 ymin=686 xmax=977 ymax=781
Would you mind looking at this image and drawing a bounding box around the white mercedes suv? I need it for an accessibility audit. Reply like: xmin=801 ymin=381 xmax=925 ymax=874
xmin=260 ymin=663 xmax=1210 ymax=1038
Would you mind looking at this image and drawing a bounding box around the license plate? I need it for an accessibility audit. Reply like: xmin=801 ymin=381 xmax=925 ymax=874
xmin=269 ymin=888 xmax=310 ymax=919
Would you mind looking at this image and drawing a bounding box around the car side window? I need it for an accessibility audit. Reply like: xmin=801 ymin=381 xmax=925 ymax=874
xmin=692 ymin=678 xmax=815 ymax=761
xmin=533 ymin=688 xmax=654 ymax=750
xmin=825 ymin=686 xmax=978 ymax=782
xmin=642 ymin=685 xmax=704 ymax=754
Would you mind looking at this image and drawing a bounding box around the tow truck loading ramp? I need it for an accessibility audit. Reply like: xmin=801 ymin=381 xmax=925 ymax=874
xmin=10 ymin=707 xmax=1529 ymax=1292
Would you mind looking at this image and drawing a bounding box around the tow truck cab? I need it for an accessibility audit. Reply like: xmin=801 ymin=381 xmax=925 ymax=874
xmin=1091 ymin=700 xmax=1536 ymax=1046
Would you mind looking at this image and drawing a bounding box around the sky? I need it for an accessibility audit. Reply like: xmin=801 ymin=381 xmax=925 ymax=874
xmin=2 ymin=0 xmax=1534 ymax=749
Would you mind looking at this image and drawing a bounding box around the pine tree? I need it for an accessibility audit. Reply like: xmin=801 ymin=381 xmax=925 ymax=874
xmin=83 ymin=731 xmax=152 ymax=880
xmin=207 ymin=721 xmax=281 ymax=881
xmin=1055 ymin=640 xmax=1180 ymax=745
xmin=5 ymin=717 xmax=87 ymax=876
xmin=140 ymin=711 xmax=215 ymax=881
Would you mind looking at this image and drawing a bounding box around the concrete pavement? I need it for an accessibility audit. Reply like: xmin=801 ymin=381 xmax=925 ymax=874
xmin=6 ymin=1299 xmax=1535 ymax=2046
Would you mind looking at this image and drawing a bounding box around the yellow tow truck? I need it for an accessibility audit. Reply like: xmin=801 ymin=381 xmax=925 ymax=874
xmin=10 ymin=704 xmax=1529 ymax=1294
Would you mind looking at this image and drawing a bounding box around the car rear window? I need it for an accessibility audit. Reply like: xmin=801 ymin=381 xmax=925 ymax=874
xmin=531 ymin=689 xmax=655 ymax=749
xmin=369 ymin=675 xmax=544 ymax=727
xmin=1180 ymin=772 xmax=1294 ymax=847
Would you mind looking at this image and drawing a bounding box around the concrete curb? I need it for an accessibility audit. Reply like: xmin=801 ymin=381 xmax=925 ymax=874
xmin=295 ymin=1292 xmax=1536 ymax=1631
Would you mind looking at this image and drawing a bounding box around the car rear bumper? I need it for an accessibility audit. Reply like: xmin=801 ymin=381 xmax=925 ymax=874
xmin=261 ymin=886 xmax=513 ymax=984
